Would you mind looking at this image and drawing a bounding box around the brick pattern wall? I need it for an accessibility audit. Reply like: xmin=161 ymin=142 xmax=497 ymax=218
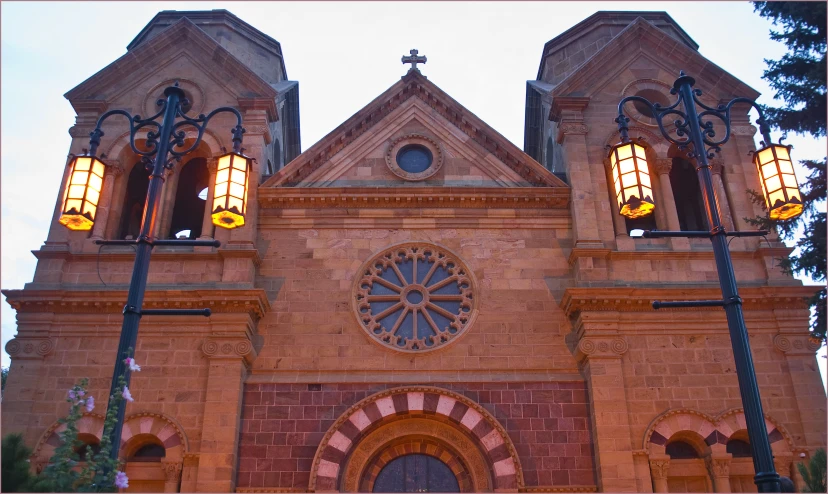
xmin=236 ymin=382 xmax=595 ymax=490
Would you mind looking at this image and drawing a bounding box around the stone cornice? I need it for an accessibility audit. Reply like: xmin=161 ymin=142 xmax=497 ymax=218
xmin=561 ymin=286 xmax=820 ymax=316
xmin=2 ymin=289 xmax=270 ymax=320
xmin=258 ymin=186 xmax=569 ymax=209
xmin=521 ymin=486 xmax=597 ymax=493
xmin=568 ymin=246 xmax=795 ymax=264
xmin=30 ymin=248 xmax=261 ymax=265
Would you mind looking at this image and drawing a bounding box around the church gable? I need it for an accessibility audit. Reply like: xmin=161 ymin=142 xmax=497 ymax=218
xmin=65 ymin=17 xmax=277 ymax=112
xmin=264 ymin=70 xmax=565 ymax=189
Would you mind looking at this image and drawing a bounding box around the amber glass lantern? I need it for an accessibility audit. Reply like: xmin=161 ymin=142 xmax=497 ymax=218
xmin=59 ymin=156 xmax=106 ymax=231
xmin=608 ymin=141 xmax=655 ymax=218
xmin=753 ymin=144 xmax=803 ymax=220
xmin=211 ymin=151 xmax=251 ymax=229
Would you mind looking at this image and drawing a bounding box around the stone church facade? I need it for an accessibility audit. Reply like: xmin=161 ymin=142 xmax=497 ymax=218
xmin=2 ymin=9 xmax=824 ymax=494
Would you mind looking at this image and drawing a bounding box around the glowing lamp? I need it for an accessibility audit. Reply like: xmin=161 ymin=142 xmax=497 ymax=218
xmin=608 ymin=141 xmax=655 ymax=218
xmin=211 ymin=152 xmax=251 ymax=229
xmin=753 ymin=144 xmax=803 ymax=220
xmin=59 ymin=156 xmax=105 ymax=231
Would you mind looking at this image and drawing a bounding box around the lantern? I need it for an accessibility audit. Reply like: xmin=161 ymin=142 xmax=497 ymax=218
xmin=211 ymin=151 xmax=251 ymax=229
xmin=59 ymin=156 xmax=106 ymax=231
xmin=608 ymin=141 xmax=655 ymax=218
xmin=753 ymin=144 xmax=803 ymax=220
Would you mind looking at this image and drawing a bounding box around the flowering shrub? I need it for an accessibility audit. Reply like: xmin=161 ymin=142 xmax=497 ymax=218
xmin=28 ymin=353 xmax=142 ymax=492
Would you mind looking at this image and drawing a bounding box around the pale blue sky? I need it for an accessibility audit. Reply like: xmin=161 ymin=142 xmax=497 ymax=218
xmin=1 ymin=2 xmax=825 ymax=384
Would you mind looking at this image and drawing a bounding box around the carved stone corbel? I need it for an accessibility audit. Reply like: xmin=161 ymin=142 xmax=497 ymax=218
xmin=573 ymin=336 xmax=629 ymax=362
xmin=201 ymin=337 xmax=257 ymax=365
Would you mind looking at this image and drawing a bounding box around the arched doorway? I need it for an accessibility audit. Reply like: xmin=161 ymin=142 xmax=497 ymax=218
xmin=373 ymin=454 xmax=459 ymax=493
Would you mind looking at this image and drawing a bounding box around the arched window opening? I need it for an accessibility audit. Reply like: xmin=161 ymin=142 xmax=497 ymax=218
xmin=726 ymin=439 xmax=753 ymax=458
xmin=373 ymin=454 xmax=460 ymax=493
xmin=74 ymin=434 xmax=101 ymax=461
xmin=168 ymin=157 xmax=209 ymax=240
xmin=118 ymin=161 xmax=150 ymax=239
xmin=670 ymin=158 xmax=708 ymax=231
xmin=128 ymin=442 xmax=166 ymax=463
xmin=273 ymin=137 xmax=282 ymax=171
xmin=666 ymin=440 xmax=700 ymax=459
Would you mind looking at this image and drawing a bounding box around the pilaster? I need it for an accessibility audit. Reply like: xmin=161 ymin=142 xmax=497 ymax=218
xmin=648 ymin=456 xmax=670 ymax=493
xmin=709 ymin=158 xmax=735 ymax=232
xmin=198 ymin=158 xmax=219 ymax=242
xmin=653 ymin=158 xmax=689 ymax=251
xmin=87 ymin=161 xmax=124 ymax=249
xmin=772 ymin=334 xmax=826 ymax=448
xmin=1 ymin=337 xmax=56 ymax=443
xmin=194 ymin=336 xmax=256 ymax=492
xmin=571 ymin=321 xmax=636 ymax=492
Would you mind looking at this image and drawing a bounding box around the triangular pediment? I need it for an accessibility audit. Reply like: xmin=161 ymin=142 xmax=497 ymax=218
xmin=551 ymin=17 xmax=759 ymax=101
xmin=264 ymin=71 xmax=566 ymax=189
xmin=65 ymin=17 xmax=277 ymax=111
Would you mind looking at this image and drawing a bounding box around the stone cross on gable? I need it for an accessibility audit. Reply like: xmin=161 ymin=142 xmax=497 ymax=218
xmin=402 ymin=49 xmax=427 ymax=72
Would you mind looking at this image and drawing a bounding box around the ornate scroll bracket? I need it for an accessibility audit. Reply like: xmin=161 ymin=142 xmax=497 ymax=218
xmin=5 ymin=338 xmax=55 ymax=360
xmin=574 ymin=336 xmax=629 ymax=361
xmin=773 ymin=334 xmax=821 ymax=356
xmin=201 ymin=337 xmax=256 ymax=364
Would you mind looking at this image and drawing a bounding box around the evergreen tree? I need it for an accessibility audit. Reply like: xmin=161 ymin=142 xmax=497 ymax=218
xmin=751 ymin=1 xmax=827 ymax=342
xmin=796 ymin=448 xmax=827 ymax=493
xmin=2 ymin=433 xmax=33 ymax=492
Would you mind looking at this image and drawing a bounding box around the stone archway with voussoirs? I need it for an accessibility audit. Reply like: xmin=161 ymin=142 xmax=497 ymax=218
xmin=308 ymin=386 xmax=524 ymax=493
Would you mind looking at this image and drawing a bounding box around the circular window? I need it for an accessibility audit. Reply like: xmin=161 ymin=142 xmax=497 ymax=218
xmin=397 ymin=145 xmax=433 ymax=173
xmin=385 ymin=134 xmax=444 ymax=181
xmin=353 ymin=243 xmax=477 ymax=353
xmin=633 ymin=89 xmax=670 ymax=118
xmin=621 ymin=79 xmax=673 ymax=127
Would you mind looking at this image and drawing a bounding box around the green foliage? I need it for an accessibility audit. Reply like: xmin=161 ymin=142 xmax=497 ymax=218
xmin=753 ymin=1 xmax=826 ymax=137
xmin=750 ymin=1 xmax=827 ymax=343
xmin=2 ymin=367 xmax=8 ymax=396
xmin=2 ymin=433 xmax=33 ymax=492
xmin=28 ymin=377 xmax=127 ymax=493
xmin=796 ymin=448 xmax=827 ymax=493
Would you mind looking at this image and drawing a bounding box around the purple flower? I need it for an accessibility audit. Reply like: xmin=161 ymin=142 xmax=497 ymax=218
xmin=122 ymin=386 xmax=134 ymax=403
xmin=85 ymin=396 xmax=95 ymax=412
xmin=68 ymin=389 xmax=77 ymax=400
xmin=124 ymin=357 xmax=141 ymax=372
xmin=114 ymin=471 xmax=129 ymax=489
xmin=76 ymin=389 xmax=85 ymax=397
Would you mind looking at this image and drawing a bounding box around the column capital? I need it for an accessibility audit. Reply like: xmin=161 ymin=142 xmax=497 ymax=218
xmin=654 ymin=158 xmax=673 ymax=175
xmin=705 ymin=455 xmax=731 ymax=478
xmin=709 ymin=157 xmax=724 ymax=175
xmin=201 ymin=337 xmax=257 ymax=364
xmin=649 ymin=457 xmax=670 ymax=480
xmin=161 ymin=458 xmax=183 ymax=482
xmin=5 ymin=338 xmax=54 ymax=360
xmin=206 ymin=157 xmax=219 ymax=173
xmin=574 ymin=336 xmax=629 ymax=362
xmin=773 ymin=333 xmax=821 ymax=355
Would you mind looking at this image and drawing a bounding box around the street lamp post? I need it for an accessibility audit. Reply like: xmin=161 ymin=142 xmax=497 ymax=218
xmin=59 ymin=82 xmax=253 ymax=462
xmin=609 ymin=71 xmax=805 ymax=493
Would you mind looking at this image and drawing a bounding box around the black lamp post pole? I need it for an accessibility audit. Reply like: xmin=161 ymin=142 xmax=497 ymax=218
xmin=616 ymin=72 xmax=781 ymax=493
xmin=83 ymin=82 xmax=246 ymax=463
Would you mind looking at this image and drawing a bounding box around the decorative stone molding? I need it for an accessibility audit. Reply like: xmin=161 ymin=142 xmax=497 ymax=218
xmin=5 ymin=338 xmax=54 ymax=360
xmin=202 ymin=337 xmax=256 ymax=364
xmin=182 ymin=452 xmax=200 ymax=467
xmin=649 ymin=458 xmax=670 ymax=479
xmin=385 ymin=133 xmax=444 ymax=181
xmin=643 ymin=407 xmax=794 ymax=455
xmin=206 ymin=157 xmax=219 ymax=173
xmin=705 ymin=456 xmax=731 ymax=478
xmin=259 ymin=186 xmax=569 ymax=210
xmin=352 ymin=242 xmax=478 ymax=353
xmin=773 ymin=334 xmax=821 ymax=355
xmin=161 ymin=458 xmax=184 ymax=482
xmin=121 ymin=411 xmax=189 ymax=458
xmin=709 ymin=158 xmax=724 ymax=176
xmin=520 ymin=487 xmax=597 ymax=493
xmin=33 ymin=412 xmax=107 ymax=460
xmin=309 ymin=386 xmax=524 ymax=492
xmin=654 ymin=158 xmax=673 ymax=175
xmin=731 ymin=125 xmax=758 ymax=136
xmin=574 ymin=337 xmax=629 ymax=361
xmin=68 ymin=126 xmax=95 ymax=139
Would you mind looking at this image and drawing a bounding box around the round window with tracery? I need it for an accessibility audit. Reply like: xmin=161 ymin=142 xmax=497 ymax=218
xmin=353 ymin=243 xmax=478 ymax=353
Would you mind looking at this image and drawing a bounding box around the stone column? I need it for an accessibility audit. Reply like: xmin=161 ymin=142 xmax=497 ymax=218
xmin=773 ymin=334 xmax=827 ymax=449
xmin=90 ymin=161 xmax=124 ymax=241
xmin=649 ymin=456 xmax=670 ymax=493
xmin=653 ymin=159 xmax=682 ymax=232
xmin=198 ymin=158 xmax=218 ymax=241
xmin=155 ymin=166 xmax=178 ymax=240
xmin=179 ymin=453 xmax=199 ymax=492
xmin=604 ymin=158 xmax=628 ymax=238
xmin=557 ymin=119 xmax=602 ymax=247
xmin=710 ymin=159 xmax=735 ymax=232
xmin=574 ymin=330 xmax=637 ymax=492
xmin=161 ymin=458 xmax=183 ymax=493
xmin=705 ymin=455 xmax=732 ymax=493
xmin=195 ymin=335 xmax=256 ymax=492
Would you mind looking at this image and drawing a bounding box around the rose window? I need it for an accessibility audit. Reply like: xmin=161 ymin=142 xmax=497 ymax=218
xmin=354 ymin=243 xmax=477 ymax=352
